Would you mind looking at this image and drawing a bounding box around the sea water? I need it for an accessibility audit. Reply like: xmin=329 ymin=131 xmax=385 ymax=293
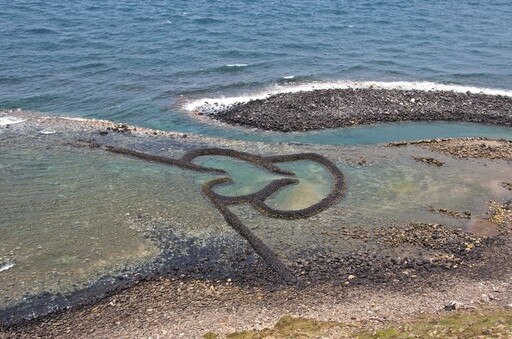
xmin=1 ymin=0 xmax=511 ymax=142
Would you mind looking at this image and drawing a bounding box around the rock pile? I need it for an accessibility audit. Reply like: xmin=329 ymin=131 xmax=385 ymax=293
xmin=208 ymin=89 xmax=512 ymax=131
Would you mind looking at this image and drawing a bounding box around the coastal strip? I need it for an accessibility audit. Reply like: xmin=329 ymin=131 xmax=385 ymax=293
xmin=199 ymin=88 xmax=512 ymax=132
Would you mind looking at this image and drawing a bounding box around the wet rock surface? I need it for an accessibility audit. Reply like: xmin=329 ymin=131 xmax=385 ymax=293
xmin=389 ymin=137 xmax=512 ymax=161
xmin=413 ymin=156 xmax=444 ymax=166
xmin=428 ymin=207 xmax=471 ymax=219
xmin=208 ymin=89 xmax=512 ymax=131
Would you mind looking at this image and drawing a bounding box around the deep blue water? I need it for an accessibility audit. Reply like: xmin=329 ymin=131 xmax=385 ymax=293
xmin=1 ymin=0 xmax=511 ymax=142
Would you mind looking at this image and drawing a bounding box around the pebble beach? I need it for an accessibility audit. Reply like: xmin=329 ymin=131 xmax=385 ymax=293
xmin=206 ymin=89 xmax=512 ymax=131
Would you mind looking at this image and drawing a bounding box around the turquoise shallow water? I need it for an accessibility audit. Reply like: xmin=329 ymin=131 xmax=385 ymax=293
xmin=1 ymin=0 xmax=511 ymax=142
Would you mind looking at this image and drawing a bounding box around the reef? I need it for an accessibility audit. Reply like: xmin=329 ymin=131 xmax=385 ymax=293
xmin=389 ymin=137 xmax=512 ymax=161
xmin=201 ymin=88 xmax=512 ymax=131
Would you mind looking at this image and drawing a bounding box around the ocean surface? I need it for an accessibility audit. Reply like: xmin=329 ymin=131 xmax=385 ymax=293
xmin=1 ymin=0 xmax=512 ymax=142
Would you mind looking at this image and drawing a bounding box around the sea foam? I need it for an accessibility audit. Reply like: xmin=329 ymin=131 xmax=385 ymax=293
xmin=183 ymin=80 xmax=512 ymax=114
xmin=0 ymin=263 xmax=15 ymax=272
xmin=225 ymin=64 xmax=248 ymax=67
xmin=0 ymin=116 xmax=25 ymax=126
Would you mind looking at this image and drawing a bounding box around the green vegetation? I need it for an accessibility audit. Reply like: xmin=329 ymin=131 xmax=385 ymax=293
xmin=205 ymin=307 xmax=512 ymax=338
xmin=224 ymin=315 xmax=343 ymax=339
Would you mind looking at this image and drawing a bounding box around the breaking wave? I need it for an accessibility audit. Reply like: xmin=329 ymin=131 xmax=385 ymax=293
xmin=183 ymin=80 xmax=512 ymax=114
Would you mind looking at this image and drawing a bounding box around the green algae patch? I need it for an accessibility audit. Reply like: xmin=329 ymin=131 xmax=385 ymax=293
xmin=223 ymin=315 xmax=343 ymax=338
xmin=213 ymin=308 xmax=512 ymax=338
xmin=371 ymin=308 xmax=512 ymax=339
xmin=368 ymin=328 xmax=401 ymax=338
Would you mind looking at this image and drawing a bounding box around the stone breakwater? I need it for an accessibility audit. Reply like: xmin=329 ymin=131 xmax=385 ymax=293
xmin=206 ymin=89 xmax=512 ymax=131
xmin=96 ymin=145 xmax=346 ymax=284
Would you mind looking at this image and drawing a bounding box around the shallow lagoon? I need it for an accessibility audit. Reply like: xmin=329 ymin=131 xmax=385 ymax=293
xmin=1 ymin=115 xmax=511 ymax=318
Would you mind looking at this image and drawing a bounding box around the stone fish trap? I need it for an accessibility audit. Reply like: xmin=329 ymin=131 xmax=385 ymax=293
xmin=96 ymin=145 xmax=347 ymax=284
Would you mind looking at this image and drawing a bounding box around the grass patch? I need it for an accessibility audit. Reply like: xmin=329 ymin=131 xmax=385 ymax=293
xmin=225 ymin=315 xmax=342 ymax=338
xmin=373 ymin=309 xmax=512 ymax=339
xmin=206 ymin=307 xmax=512 ymax=338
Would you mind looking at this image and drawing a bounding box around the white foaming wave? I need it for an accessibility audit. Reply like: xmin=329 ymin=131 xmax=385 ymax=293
xmin=0 ymin=263 xmax=15 ymax=272
xmin=0 ymin=116 xmax=25 ymax=126
xmin=183 ymin=80 xmax=512 ymax=113
xmin=60 ymin=117 xmax=92 ymax=122
xmin=283 ymin=75 xmax=295 ymax=79
xmin=225 ymin=64 xmax=248 ymax=67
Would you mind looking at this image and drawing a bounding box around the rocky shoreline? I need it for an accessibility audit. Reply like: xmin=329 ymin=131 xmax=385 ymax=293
xmin=6 ymin=231 xmax=512 ymax=338
xmin=204 ymin=88 xmax=512 ymax=131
